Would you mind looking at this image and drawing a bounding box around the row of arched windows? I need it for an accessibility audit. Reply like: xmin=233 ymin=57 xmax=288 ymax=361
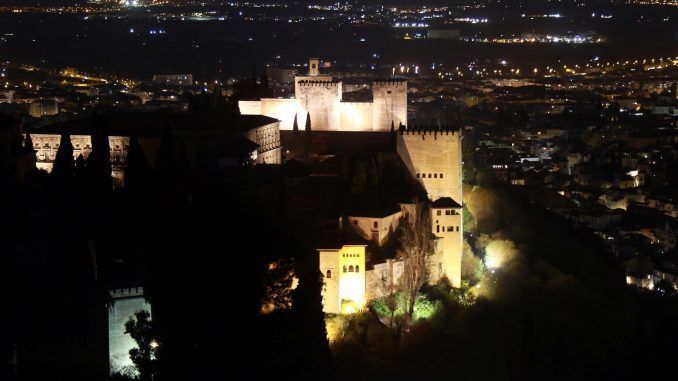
xmin=416 ymin=173 xmax=443 ymax=179
xmin=343 ymin=265 xmax=359 ymax=273
xmin=325 ymin=265 xmax=361 ymax=278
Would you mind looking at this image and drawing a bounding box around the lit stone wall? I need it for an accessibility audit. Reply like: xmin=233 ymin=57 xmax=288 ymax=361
xmin=319 ymin=245 xmax=366 ymax=314
xmin=241 ymin=120 xmax=282 ymax=164
xmin=432 ymin=206 xmax=463 ymax=287
xmin=297 ymin=81 xmax=342 ymax=131
xmin=347 ymin=211 xmax=402 ymax=246
xmin=260 ymin=98 xmax=305 ymax=130
xmin=108 ymin=287 xmax=151 ymax=377
xmin=339 ymin=102 xmax=374 ymax=131
xmin=396 ymin=130 xmax=462 ymax=203
xmin=30 ymin=134 xmax=128 ymax=186
xmin=397 ymin=129 xmax=463 ymax=287
xmin=365 ymin=259 xmax=404 ymax=301
xmin=372 ymin=80 xmax=407 ymax=131
xmin=238 ymin=100 xmax=262 ymax=116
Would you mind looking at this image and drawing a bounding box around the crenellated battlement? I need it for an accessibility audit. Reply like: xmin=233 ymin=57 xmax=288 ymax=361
xmin=373 ymin=78 xmax=407 ymax=86
xmin=399 ymin=125 xmax=459 ymax=136
xmin=298 ymin=80 xmax=340 ymax=87
xmin=109 ymin=287 xmax=144 ymax=300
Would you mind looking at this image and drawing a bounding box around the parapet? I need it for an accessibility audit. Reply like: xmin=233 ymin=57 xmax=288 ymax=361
xmin=109 ymin=286 xmax=145 ymax=300
xmin=373 ymin=78 xmax=407 ymax=86
xmin=298 ymin=80 xmax=340 ymax=87
xmin=399 ymin=124 xmax=459 ymax=136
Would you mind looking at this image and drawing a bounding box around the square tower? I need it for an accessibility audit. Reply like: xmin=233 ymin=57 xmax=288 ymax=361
xmin=319 ymin=245 xmax=367 ymax=314
xmin=372 ymin=79 xmax=407 ymax=131
xmin=396 ymin=127 xmax=463 ymax=287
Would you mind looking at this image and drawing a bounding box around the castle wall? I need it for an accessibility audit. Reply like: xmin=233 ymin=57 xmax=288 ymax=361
xmin=372 ymin=80 xmax=407 ymax=131
xmin=347 ymin=211 xmax=402 ymax=246
xmin=260 ymin=98 xmax=304 ymax=130
xmin=296 ymin=80 xmax=342 ymax=131
xmin=397 ymin=129 xmax=463 ymax=287
xmin=241 ymin=120 xmax=282 ymax=164
xmin=238 ymin=100 xmax=262 ymax=116
xmin=396 ymin=130 xmax=462 ymax=203
xmin=339 ymin=102 xmax=374 ymax=132
xmin=108 ymin=287 xmax=151 ymax=376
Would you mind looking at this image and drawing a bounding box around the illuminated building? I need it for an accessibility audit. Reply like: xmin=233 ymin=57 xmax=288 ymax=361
xmin=239 ymin=58 xmax=407 ymax=132
xmin=108 ymin=287 xmax=151 ymax=376
xmin=319 ymin=244 xmax=367 ymax=314
xmin=397 ymin=126 xmax=463 ymax=287
xmin=27 ymin=113 xmax=281 ymax=186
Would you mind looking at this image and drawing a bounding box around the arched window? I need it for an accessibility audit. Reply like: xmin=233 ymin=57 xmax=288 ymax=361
xmin=434 ymin=173 xmax=438 ymax=178
xmin=343 ymin=265 xmax=347 ymax=273
xmin=440 ymin=173 xmax=444 ymax=178
xmin=326 ymin=270 xmax=332 ymax=278
xmin=349 ymin=265 xmax=354 ymax=272
xmin=355 ymin=265 xmax=360 ymax=273
xmin=428 ymin=173 xmax=432 ymax=178
xmin=416 ymin=173 xmax=420 ymax=178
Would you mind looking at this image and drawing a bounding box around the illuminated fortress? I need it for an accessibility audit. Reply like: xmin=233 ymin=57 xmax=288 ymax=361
xmin=239 ymin=58 xmax=407 ymax=132
xmin=320 ymin=126 xmax=463 ymax=314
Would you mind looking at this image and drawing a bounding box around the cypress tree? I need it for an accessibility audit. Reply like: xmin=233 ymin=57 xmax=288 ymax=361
xmin=87 ymin=114 xmax=112 ymax=191
xmin=124 ymin=135 xmax=151 ymax=191
xmin=24 ymin=131 xmax=33 ymax=152
xmin=304 ymin=112 xmax=312 ymax=158
xmin=52 ymin=132 xmax=74 ymax=180
xmin=292 ymin=113 xmax=299 ymax=133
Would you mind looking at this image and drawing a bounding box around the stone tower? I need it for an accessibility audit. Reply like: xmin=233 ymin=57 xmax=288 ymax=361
xmin=372 ymin=79 xmax=407 ymax=132
xmin=396 ymin=127 xmax=463 ymax=287
xmin=308 ymin=57 xmax=320 ymax=76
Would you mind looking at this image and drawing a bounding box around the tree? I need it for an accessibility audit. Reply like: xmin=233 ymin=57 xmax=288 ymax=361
xmin=292 ymin=113 xmax=299 ymax=133
xmin=52 ymin=132 xmax=74 ymax=181
xmin=399 ymin=205 xmax=434 ymax=318
xmin=87 ymin=114 xmax=112 ymax=190
xmin=124 ymin=135 xmax=151 ymax=191
xmin=304 ymin=112 xmax=312 ymax=157
xmin=125 ymin=310 xmax=157 ymax=381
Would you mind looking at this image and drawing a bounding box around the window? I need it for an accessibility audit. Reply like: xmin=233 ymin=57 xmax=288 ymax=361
xmin=349 ymin=265 xmax=354 ymax=272
xmin=445 ymin=210 xmax=451 ymax=215
xmin=456 ymin=226 xmax=460 ymax=232
xmin=440 ymin=173 xmax=444 ymax=178
xmin=447 ymin=226 xmax=453 ymax=232
xmin=428 ymin=173 xmax=432 ymax=178
xmin=355 ymin=265 xmax=360 ymax=273
xmin=436 ymin=225 xmax=440 ymax=233
xmin=326 ymin=270 xmax=332 ymax=278
xmin=373 ymin=221 xmax=378 ymax=228
xmin=343 ymin=265 xmax=347 ymax=273
xmin=437 ymin=210 xmax=442 ymax=216
xmin=434 ymin=173 xmax=438 ymax=178
xmin=416 ymin=173 xmax=420 ymax=178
